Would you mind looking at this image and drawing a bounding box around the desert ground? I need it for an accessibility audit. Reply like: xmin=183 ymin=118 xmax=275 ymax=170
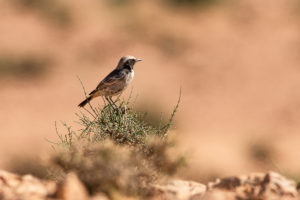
xmin=1 ymin=0 xmax=300 ymax=184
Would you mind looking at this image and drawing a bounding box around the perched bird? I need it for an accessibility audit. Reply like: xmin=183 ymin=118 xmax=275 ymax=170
xmin=78 ymin=55 xmax=142 ymax=107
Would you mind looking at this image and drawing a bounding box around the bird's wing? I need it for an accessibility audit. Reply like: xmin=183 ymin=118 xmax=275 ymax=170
xmin=89 ymin=69 xmax=126 ymax=95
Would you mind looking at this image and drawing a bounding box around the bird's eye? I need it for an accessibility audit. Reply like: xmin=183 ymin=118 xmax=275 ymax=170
xmin=126 ymin=60 xmax=133 ymax=64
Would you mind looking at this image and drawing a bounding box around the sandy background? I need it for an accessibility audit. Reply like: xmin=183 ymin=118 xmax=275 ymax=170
xmin=1 ymin=0 xmax=300 ymax=182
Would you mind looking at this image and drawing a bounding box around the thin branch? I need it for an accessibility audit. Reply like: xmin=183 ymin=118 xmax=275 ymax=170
xmin=161 ymin=88 xmax=181 ymax=137
xmin=77 ymin=75 xmax=99 ymax=117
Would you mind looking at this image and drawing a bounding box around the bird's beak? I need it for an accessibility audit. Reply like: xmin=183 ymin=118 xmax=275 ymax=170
xmin=135 ymin=59 xmax=142 ymax=62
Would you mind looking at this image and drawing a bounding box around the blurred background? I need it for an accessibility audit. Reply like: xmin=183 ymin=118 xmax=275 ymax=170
xmin=1 ymin=0 xmax=300 ymax=182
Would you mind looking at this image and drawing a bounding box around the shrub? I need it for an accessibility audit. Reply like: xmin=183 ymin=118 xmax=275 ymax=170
xmin=49 ymin=87 xmax=183 ymax=198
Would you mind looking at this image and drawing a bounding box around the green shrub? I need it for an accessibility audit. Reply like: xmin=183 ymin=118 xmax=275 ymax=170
xmin=49 ymin=88 xmax=183 ymax=198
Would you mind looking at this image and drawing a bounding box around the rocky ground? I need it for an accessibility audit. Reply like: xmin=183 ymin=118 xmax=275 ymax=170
xmin=0 ymin=170 xmax=299 ymax=200
xmin=2 ymin=0 xmax=300 ymax=180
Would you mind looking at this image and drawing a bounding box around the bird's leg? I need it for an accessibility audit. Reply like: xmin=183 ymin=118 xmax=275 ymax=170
xmin=101 ymin=96 xmax=111 ymax=112
xmin=105 ymin=96 xmax=112 ymax=107
xmin=105 ymin=96 xmax=109 ymax=103
xmin=109 ymin=96 xmax=118 ymax=108
xmin=105 ymin=96 xmax=116 ymax=109
xmin=110 ymin=96 xmax=126 ymax=114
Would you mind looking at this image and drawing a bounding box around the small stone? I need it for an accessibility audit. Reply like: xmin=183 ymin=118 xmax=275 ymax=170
xmin=0 ymin=170 xmax=57 ymax=200
xmin=57 ymin=172 xmax=89 ymax=200
xmin=153 ymin=179 xmax=206 ymax=200
xmin=206 ymin=171 xmax=299 ymax=200
xmin=90 ymin=193 xmax=110 ymax=200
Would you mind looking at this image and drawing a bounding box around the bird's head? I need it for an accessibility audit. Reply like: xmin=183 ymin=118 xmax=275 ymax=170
xmin=116 ymin=55 xmax=142 ymax=70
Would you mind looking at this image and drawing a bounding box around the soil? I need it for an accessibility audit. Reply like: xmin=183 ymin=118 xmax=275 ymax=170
xmin=0 ymin=0 xmax=300 ymax=182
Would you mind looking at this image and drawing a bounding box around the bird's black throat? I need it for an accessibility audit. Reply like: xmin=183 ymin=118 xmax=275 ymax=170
xmin=123 ymin=64 xmax=133 ymax=71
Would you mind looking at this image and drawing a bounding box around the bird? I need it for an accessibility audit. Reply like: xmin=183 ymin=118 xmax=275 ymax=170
xmin=78 ymin=55 xmax=142 ymax=107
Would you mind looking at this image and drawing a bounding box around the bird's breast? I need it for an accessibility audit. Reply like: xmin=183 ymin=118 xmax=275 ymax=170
xmin=126 ymin=70 xmax=134 ymax=83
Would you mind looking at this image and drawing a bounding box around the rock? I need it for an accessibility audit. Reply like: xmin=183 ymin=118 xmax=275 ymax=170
xmin=90 ymin=193 xmax=110 ymax=200
xmin=153 ymin=179 xmax=206 ymax=200
xmin=0 ymin=170 xmax=57 ymax=200
xmin=57 ymin=172 xmax=89 ymax=200
xmin=205 ymin=171 xmax=299 ymax=200
xmin=0 ymin=169 xmax=111 ymax=200
xmin=201 ymin=190 xmax=236 ymax=200
xmin=0 ymin=169 xmax=298 ymax=200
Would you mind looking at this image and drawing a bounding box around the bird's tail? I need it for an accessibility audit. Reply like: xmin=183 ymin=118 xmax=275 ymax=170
xmin=78 ymin=96 xmax=93 ymax=107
